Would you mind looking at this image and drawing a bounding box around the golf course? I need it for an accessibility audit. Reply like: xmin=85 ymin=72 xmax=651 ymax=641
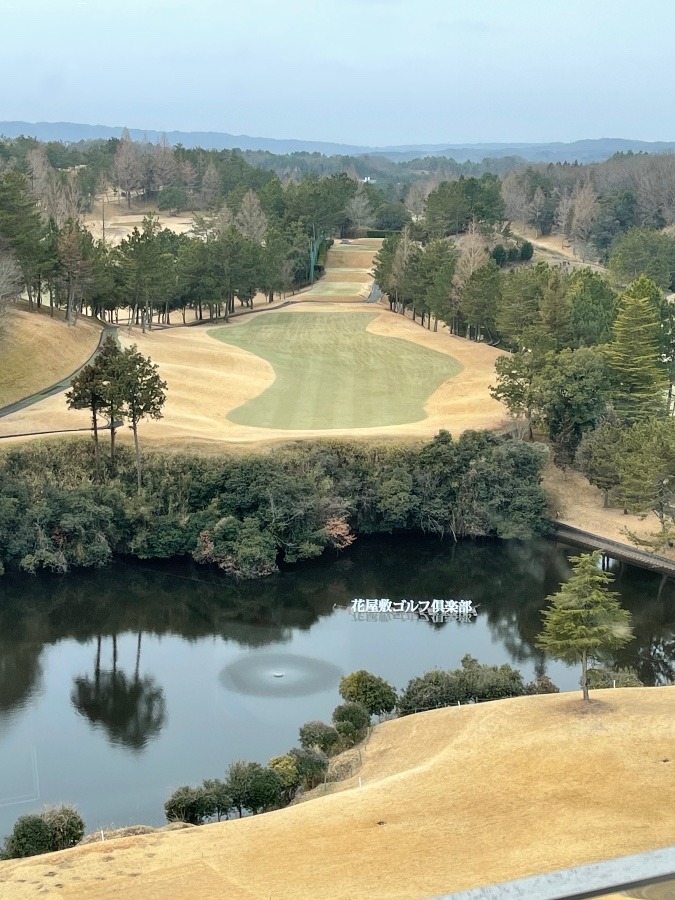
xmin=213 ymin=311 xmax=462 ymax=430
xmin=0 ymin=238 xmax=507 ymax=446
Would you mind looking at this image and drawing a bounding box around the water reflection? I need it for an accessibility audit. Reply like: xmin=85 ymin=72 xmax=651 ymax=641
xmin=0 ymin=535 xmax=674 ymax=833
xmin=71 ymin=635 xmax=166 ymax=752
xmin=0 ymin=641 xmax=43 ymax=723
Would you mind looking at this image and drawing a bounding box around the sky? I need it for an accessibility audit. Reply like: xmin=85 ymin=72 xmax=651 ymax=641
xmin=0 ymin=0 xmax=673 ymax=146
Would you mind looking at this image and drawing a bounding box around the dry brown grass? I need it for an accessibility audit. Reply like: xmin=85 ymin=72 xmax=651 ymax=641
xmin=0 ymin=304 xmax=507 ymax=444
xmin=2 ymin=688 xmax=673 ymax=899
xmin=542 ymin=462 xmax=675 ymax=559
xmin=0 ymin=306 xmax=101 ymax=408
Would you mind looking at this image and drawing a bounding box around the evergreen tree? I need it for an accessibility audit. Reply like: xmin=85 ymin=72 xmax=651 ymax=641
xmin=460 ymin=261 xmax=500 ymax=341
xmin=615 ymin=419 xmax=675 ymax=539
xmin=567 ymin=269 xmax=616 ymax=347
xmin=66 ymin=358 xmax=106 ymax=472
xmin=605 ymin=293 xmax=668 ymax=422
xmin=534 ymin=347 xmax=608 ymax=466
xmin=539 ymin=268 xmax=571 ymax=347
xmin=119 ymin=346 xmax=167 ymax=492
xmin=575 ymin=420 xmax=622 ymax=507
xmin=537 ymin=552 xmax=633 ymax=701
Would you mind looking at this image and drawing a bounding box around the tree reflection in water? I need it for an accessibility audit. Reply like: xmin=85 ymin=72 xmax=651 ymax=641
xmin=71 ymin=633 xmax=166 ymax=752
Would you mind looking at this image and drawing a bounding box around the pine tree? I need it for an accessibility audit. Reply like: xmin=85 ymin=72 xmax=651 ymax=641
xmin=119 ymin=346 xmax=167 ymax=492
xmin=539 ymin=267 xmax=571 ymax=347
xmin=575 ymin=420 xmax=622 ymax=507
xmin=537 ymin=552 xmax=633 ymax=702
xmin=615 ymin=418 xmax=675 ymax=536
xmin=605 ymin=293 xmax=668 ymax=422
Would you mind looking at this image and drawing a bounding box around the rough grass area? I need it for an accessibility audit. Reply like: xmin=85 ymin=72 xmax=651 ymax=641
xmin=3 ymin=689 xmax=673 ymax=899
xmin=210 ymin=311 xmax=462 ymax=430
xmin=0 ymin=306 xmax=101 ymax=408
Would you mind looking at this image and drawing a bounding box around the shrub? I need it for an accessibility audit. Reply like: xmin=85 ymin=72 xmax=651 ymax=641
xmin=332 ymin=702 xmax=370 ymax=733
xmin=4 ymin=814 xmax=54 ymax=859
xmin=587 ymin=667 xmax=643 ymax=689
xmin=398 ymin=669 xmax=467 ymax=715
xmin=398 ymin=656 xmax=525 ymax=716
xmin=225 ymin=761 xmax=286 ymax=816
xmin=201 ymin=779 xmax=232 ymax=821
xmin=268 ymin=755 xmax=300 ymax=803
xmin=164 ymin=785 xmax=214 ymax=825
xmin=338 ymin=670 xmax=398 ymax=716
xmin=299 ymin=720 xmax=340 ymax=754
xmin=520 ymin=240 xmax=534 ymax=261
xmin=288 ymin=748 xmax=329 ymax=790
xmin=41 ymin=805 xmax=85 ymax=850
xmin=491 ymin=244 xmax=507 ymax=267
xmin=507 ymin=246 xmax=520 ymax=262
xmin=524 ymin=674 xmax=560 ymax=694
xmin=461 ymin=654 xmax=525 ymax=700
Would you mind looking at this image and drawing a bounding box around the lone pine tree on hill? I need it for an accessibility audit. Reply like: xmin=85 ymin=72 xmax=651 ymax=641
xmin=537 ymin=551 xmax=633 ymax=702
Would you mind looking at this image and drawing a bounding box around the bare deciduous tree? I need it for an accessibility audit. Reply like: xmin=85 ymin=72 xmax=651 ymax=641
xmin=235 ymin=190 xmax=268 ymax=243
xmin=27 ymin=147 xmax=81 ymax=226
xmin=180 ymin=160 xmax=197 ymax=195
xmin=113 ymin=128 xmax=142 ymax=209
xmin=390 ymin=225 xmax=415 ymax=312
xmin=454 ymin=219 xmax=488 ymax=289
xmin=0 ymin=252 xmax=21 ymax=315
xmin=216 ymin=203 xmax=235 ymax=233
xmin=554 ymin=189 xmax=575 ymax=248
xmin=200 ymin=162 xmax=220 ymax=209
xmin=501 ymin=171 xmax=530 ymax=228
xmin=345 ymin=190 xmax=374 ymax=235
xmin=528 ymin=187 xmax=546 ymax=235
xmin=571 ymin=180 xmax=598 ymax=258
xmin=405 ymin=181 xmax=433 ymax=220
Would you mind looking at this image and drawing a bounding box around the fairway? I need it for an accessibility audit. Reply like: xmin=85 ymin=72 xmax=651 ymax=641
xmin=210 ymin=311 xmax=462 ymax=429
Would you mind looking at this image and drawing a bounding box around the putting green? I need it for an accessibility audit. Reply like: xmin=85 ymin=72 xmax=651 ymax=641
xmin=209 ymin=312 xmax=462 ymax=430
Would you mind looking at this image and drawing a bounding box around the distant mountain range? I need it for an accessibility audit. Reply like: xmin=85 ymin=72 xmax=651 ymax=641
xmin=2 ymin=121 xmax=675 ymax=163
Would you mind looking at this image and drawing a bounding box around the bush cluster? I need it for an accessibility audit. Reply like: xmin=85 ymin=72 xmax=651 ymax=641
xmin=397 ymin=655 xmax=559 ymax=716
xmin=2 ymin=805 xmax=84 ymax=860
xmin=0 ymin=431 xmax=550 ymax=579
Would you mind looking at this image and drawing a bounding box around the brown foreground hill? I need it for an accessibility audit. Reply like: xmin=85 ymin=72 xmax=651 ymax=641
xmin=2 ymin=688 xmax=674 ymax=899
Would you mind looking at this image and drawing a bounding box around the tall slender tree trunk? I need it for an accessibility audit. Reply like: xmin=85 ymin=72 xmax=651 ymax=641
xmin=135 ymin=632 xmax=142 ymax=681
xmin=109 ymin=406 xmax=117 ymax=466
xmin=132 ymin=419 xmax=142 ymax=493
xmin=581 ymin=649 xmax=589 ymax=702
xmin=91 ymin=401 xmax=100 ymax=474
xmin=95 ymin=636 xmax=101 ymax=689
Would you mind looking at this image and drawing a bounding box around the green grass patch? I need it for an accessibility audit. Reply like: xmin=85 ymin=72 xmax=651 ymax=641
xmin=209 ymin=312 xmax=462 ymax=430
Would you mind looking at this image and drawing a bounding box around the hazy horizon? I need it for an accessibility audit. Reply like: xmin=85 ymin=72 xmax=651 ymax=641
xmin=1 ymin=0 xmax=673 ymax=146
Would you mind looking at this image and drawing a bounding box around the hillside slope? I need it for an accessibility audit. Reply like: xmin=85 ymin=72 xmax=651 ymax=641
xmin=0 ymin=306 xmax=101 ymax=409
xmin=2 ymin=688 xmax=674 ymax=899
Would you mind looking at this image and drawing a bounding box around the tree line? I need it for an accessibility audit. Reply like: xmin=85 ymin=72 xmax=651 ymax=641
xmin=0 ymin=431 xmax=549 ymax=578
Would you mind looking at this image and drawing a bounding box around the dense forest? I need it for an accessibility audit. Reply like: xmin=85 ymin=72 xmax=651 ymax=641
xmin=0 ymin=433 xmax=549 ymax=578
xmin=4 ymin=131 xmax=675 ymax=558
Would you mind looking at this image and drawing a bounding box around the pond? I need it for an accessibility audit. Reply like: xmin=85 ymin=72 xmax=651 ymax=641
xmin=1 ymin=535 xmax=674 ymax=838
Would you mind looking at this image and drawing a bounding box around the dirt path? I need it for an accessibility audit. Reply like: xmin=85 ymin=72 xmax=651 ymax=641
xmin=513 ymin=224 xmax=608 ymax=274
